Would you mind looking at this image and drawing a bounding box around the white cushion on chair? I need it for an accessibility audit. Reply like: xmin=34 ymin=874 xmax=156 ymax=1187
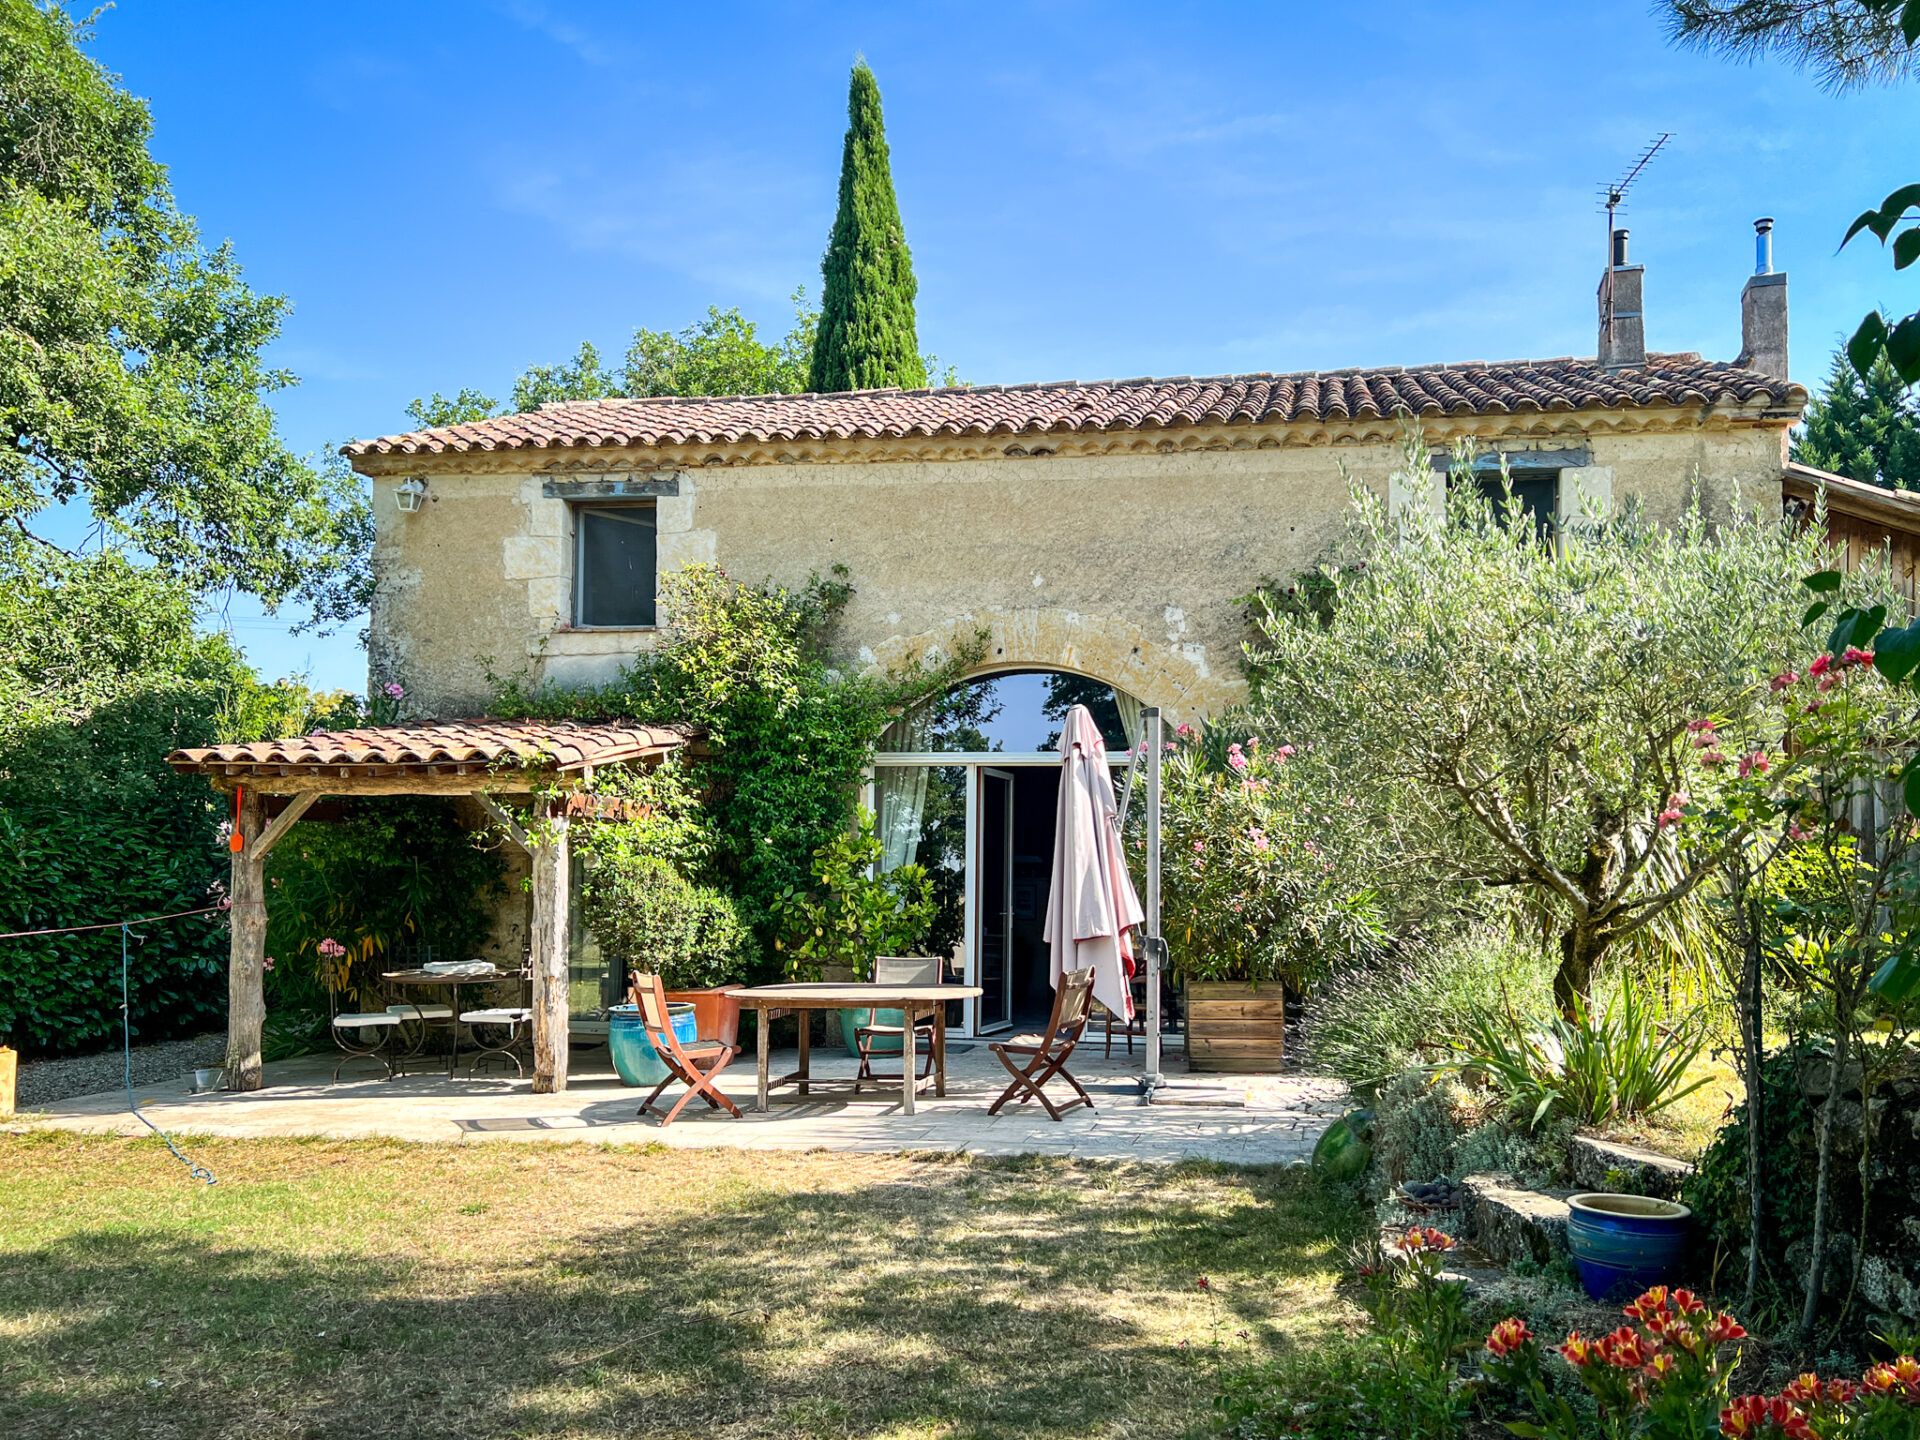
xmin=387 ymin=1003 xmax=453 ymax=1020
xmin=333 ymin=1012 xmax=401 ymax=1028
xmin=460 ymin=1008 xmax=531 ymax=1024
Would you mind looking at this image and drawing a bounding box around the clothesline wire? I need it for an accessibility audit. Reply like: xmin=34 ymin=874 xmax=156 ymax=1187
xmin=0 ymin=900 xmax=258 ymax=942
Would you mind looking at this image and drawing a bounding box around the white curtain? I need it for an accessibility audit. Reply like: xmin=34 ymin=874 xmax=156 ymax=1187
xmin=1112 ymin=689 xmax=1144 ymax=751
xmin=875 ymin=765 xmax=930 ymax=872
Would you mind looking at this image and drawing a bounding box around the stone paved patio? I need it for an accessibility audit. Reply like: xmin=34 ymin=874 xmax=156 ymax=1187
xmin=16 ymin=1034 xmax=1348 ymax=1163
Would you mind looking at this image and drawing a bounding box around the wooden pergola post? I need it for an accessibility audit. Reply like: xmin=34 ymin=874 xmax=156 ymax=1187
xmin=224 ymin=788 xmax=318 ymax=1092
xmin=528 ymin=814 xmax=571 ymax=1094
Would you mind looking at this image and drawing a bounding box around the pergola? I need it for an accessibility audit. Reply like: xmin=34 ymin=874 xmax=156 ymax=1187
xmin=168 ymin=719 xmax=693 ymax=1094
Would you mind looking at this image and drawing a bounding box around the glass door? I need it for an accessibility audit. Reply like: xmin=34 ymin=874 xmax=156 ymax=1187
xmin=976 ymin=767 xmax=1015 ymax=1032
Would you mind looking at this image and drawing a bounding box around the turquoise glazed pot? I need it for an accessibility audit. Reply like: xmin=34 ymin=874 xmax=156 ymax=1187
xmin=607 ymin=1002 xmax=697 ymax=1087
xmin=837 ymin=1006 xmax=907 ymax=1057
xmin=1566 ymin=1193 xmax=1692 ymax=1301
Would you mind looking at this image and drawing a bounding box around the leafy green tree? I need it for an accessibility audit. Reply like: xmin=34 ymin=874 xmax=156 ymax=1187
xmin=1793 ymin=338 xmax=1920 ymax=488
xmin=407 ymin=299 xmax=820 ymax=425
xmin=0 ymin=0 xmax=366 ymax=618
xmin=807 ymin=61 xmax=928 ymax=394
xmin=0 ymin=536 xmax=348 ymax=1053
xmin=626 ymin=297 xmax=817 ymax=397
xmin=1244 ymin=436 xmax=1835 ymax=1008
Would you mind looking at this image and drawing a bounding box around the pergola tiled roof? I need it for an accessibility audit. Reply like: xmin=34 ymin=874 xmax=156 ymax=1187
xmin=169 ymin=719 xmax=692 ymax=783
xmin=341 ymin=353 xmax=1805 ymax=459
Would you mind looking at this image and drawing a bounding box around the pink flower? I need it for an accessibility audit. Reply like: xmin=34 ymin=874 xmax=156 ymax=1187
xmin=1191 ymin=840 xmax=1205 ymax=854
xmin=1248 ymin=827 xmax=1269 ymax=852
xmin=1809 ymin=653 xmax=1833 ymax=677
xmin=1227 ymin=746 xmax=1248 ymax=773
xmin=1175 ymin=722 xmax=1193 ymax=737
xmin=1817 ymin=674 xmax=1839 ymax=692
xmin=1770 ymin=670 xmax=1799 ymax=692
xmin=382 ymin=682 xmax=406 ymax=700
xmin=1700 ymin=750 xmax=1727 ymax=768
xmin=1276 ymin=744 xmax=1296 ymax=759
xmin=1737 ymin=751 xmax=1770 ymax=778
xmin=1843 ymin=646 xmax=1874 ymax=667
xmin=263 ymin=955 xmax=276 ymax=972
xmin=317 ymin=937 xmax=347 ymax=960
xmin=1686 ymin=719 xmax=1716 ymax=734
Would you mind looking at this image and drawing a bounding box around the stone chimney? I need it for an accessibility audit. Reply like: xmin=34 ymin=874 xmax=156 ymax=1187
xmin=1738 ymin=217 xmax=1789 ymax=380
xmin=1597 ymin=228 xmax=1645 ymax=369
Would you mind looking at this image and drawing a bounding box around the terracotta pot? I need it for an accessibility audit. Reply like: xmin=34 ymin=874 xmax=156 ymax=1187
xmin=664 ymin=985 xmax=744 ymax=1049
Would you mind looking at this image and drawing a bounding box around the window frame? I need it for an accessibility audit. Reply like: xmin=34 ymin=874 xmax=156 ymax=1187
xmin=569 ymin=499 xmax=660 ymax=630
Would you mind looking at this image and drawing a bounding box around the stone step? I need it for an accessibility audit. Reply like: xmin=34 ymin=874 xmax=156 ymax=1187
xmin=1460 ymin=1172 xmax=1571 ymax=1268
xmin=1569 ymin=1134 xmax=1696 ymax=1202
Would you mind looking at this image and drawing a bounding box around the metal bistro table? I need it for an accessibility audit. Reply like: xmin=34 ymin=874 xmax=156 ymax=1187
xmin=730 ymin=982 xmax=983 ymax=1116
xmin=381 ymin=966 xmax=527 ymax=1077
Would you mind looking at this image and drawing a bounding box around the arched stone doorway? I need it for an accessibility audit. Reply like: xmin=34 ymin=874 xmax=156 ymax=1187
xmin=869 ymin=667 xmax=1144 ymax=1035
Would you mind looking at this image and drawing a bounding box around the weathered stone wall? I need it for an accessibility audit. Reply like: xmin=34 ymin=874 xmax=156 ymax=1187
xmin=364 ymin=415 xmax=1790 ymax=719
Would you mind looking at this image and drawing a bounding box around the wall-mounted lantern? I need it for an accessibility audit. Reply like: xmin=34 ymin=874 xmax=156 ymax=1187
xmin=395 ymin=476 xmax=428 ymax=514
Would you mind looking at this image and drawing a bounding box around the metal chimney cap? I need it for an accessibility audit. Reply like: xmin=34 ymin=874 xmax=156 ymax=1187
xmin=1754 ymin=217 xmax=1775 ymax=232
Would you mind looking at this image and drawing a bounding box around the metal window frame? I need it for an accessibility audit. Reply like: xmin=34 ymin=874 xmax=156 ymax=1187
xmin=570 ymin=499 xmax=660 ymax=629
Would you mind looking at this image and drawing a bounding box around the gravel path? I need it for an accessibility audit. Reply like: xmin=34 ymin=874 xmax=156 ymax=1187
xmin=16 ymin=1031 xmax=226 ymax=1109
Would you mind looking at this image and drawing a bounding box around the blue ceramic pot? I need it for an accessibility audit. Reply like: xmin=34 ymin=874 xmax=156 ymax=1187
xmin=1566 ymin=1192 xmax=1693 ymax=1301
xmin=607 ymin=1002 xmax=697 ymax=1087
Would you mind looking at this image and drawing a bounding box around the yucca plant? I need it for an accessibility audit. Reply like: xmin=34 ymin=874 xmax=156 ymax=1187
xmin=1446 ymin=975 xmax=1711 ymax=1131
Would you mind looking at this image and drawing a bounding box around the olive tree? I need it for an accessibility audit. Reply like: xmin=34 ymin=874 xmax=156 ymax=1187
xmin=1245 ymin=435 xmax=1830 ymax=1006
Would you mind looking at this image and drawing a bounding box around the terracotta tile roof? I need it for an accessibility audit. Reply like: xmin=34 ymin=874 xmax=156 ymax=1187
xmin=169 ymin=720 xmax=693 ymax=776
xmin=342 ymin=353 xmax=1805 ymax=460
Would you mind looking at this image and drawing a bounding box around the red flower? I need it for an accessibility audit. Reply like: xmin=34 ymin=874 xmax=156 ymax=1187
xmin=1687 ymin=718 xmax=1717 ymax=733
xmin=1623 ymin=1287 xmax=1669 ymax=1321
xmin=1780 ymin=1374 xmax=1821 ymax=1404
xmin=1595 ymin=1326 xmax=1653 ymax=1369
xmin=1823 ymin=1378 xmax=1860 ymax=1405
xmin=1486 ymin=1317 xmax=1533 ymax=1358
xmin=1843 ymin=646 xmax=1874 ymax=667
xmin=1195 ymin=1275 xmax=1211 ymax=1292
xmin=1670 ymin=1289 xmax=1706 ymax=1316
xmin=1809 ymin=653 xmax=1833 ymax=677
xmin=1705 ymin=1313 xmax=1748 ymax=1345
xmin=1719 ymin=1395 xmax=1813 ymax=1439
xmin=1557 ymin=1332 xmax=1594 ymax=1368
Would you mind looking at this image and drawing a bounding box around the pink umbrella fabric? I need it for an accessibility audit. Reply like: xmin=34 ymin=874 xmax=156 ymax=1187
xmin=1043 ymin=704 xmax=1145 ymax=1022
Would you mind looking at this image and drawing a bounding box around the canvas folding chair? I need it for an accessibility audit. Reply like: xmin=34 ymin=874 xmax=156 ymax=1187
xmin=988 ymin=966 xmax=1097 ymax=1121
xmin=631 ymin=971 xmax=742 ymax=1127
xmin=852 ymin=955 xmax=940 ymax=1094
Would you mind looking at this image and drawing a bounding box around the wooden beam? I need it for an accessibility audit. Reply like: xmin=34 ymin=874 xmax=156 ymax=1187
xmin=181 ymin=771 xmax=554 ymax=797
xmin=252 ymin=790 xmax=319 ymax=861
xmin=528 ymin=817 xmax=571 ymax=1094
xmin=472 ymin=793 xmax=532 ymax=854
xmin=224 ymin=788 xmax=268 ymax=1092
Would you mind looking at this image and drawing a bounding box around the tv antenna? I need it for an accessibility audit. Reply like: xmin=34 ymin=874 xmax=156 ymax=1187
xmin=1597 ymin=132 xmax=1671 ymax=354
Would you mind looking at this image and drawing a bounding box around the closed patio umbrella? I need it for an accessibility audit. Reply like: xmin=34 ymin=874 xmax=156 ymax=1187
xmin=1043 ymin=704 xmax=1145 ymax=1024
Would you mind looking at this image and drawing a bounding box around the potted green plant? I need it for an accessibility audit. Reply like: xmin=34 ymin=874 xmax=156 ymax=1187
xmin=1158 ymin=725 xmax=1385 ymax=1071
xmin=775 ymin=811 xmax=935 ymax=1055
xmin=584 ymin=855 xmax=752 ymax=1085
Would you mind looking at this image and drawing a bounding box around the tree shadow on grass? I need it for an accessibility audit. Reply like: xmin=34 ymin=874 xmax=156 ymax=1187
xmin=0 ymin=1154 xmax=1361 ymax=1440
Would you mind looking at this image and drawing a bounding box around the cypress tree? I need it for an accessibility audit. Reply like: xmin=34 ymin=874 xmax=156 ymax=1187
xmin=808 ymin=61 xmax=927 ymax=394
xmin=1795 ymin=340 xmax=1920 ymax=490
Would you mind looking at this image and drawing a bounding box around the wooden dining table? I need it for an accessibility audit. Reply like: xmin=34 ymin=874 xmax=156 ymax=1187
xmin=729 ymin=982 xmax=983 ymax=1115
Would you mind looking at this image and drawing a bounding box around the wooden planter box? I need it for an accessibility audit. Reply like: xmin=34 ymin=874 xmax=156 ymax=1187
xmin=1185 ymin=980 xmax=1285 ymax=1073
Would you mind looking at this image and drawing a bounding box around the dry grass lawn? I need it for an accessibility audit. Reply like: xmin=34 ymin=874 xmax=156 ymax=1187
xmin=0 ymin=1132 xmax=1362 ymax=1440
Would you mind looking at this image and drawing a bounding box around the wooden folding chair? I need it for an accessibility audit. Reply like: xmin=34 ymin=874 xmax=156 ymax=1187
xmin=852 ymin=955 xmax=939 ymax=1094
xmin=989 ymin=966 xmax=1097 ymax=1121
xmin=631 ymin=971 xmax=742 ymax=1127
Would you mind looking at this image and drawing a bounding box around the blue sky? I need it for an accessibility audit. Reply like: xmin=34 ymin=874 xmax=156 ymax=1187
xmin=73 ymin=0 xmax=1920 ymax=692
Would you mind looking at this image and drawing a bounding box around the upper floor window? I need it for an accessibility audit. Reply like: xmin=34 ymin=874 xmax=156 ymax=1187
xmin=573 ymin=503 xmax=657 ymax=627
xmin=1469 ymin=469 xmax=1559 ymax=539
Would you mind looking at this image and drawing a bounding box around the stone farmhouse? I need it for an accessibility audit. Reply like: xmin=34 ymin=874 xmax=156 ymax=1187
xmin=311 ymin=225 xmax=1843 ymax=1041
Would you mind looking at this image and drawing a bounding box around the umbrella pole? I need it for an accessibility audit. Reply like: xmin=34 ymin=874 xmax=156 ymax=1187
xmin=1140 ymin=706 xmax=1167 ymax=1099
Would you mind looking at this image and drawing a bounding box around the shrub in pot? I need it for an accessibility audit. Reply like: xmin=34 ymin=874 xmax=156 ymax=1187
xmin=774 ymin=811 xmax=934 ymax=1054
xmin=585 ymin=854 xmax=752 ymax=1074
xmin=1156 ymin=722 xmax=1386 ymax=1070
